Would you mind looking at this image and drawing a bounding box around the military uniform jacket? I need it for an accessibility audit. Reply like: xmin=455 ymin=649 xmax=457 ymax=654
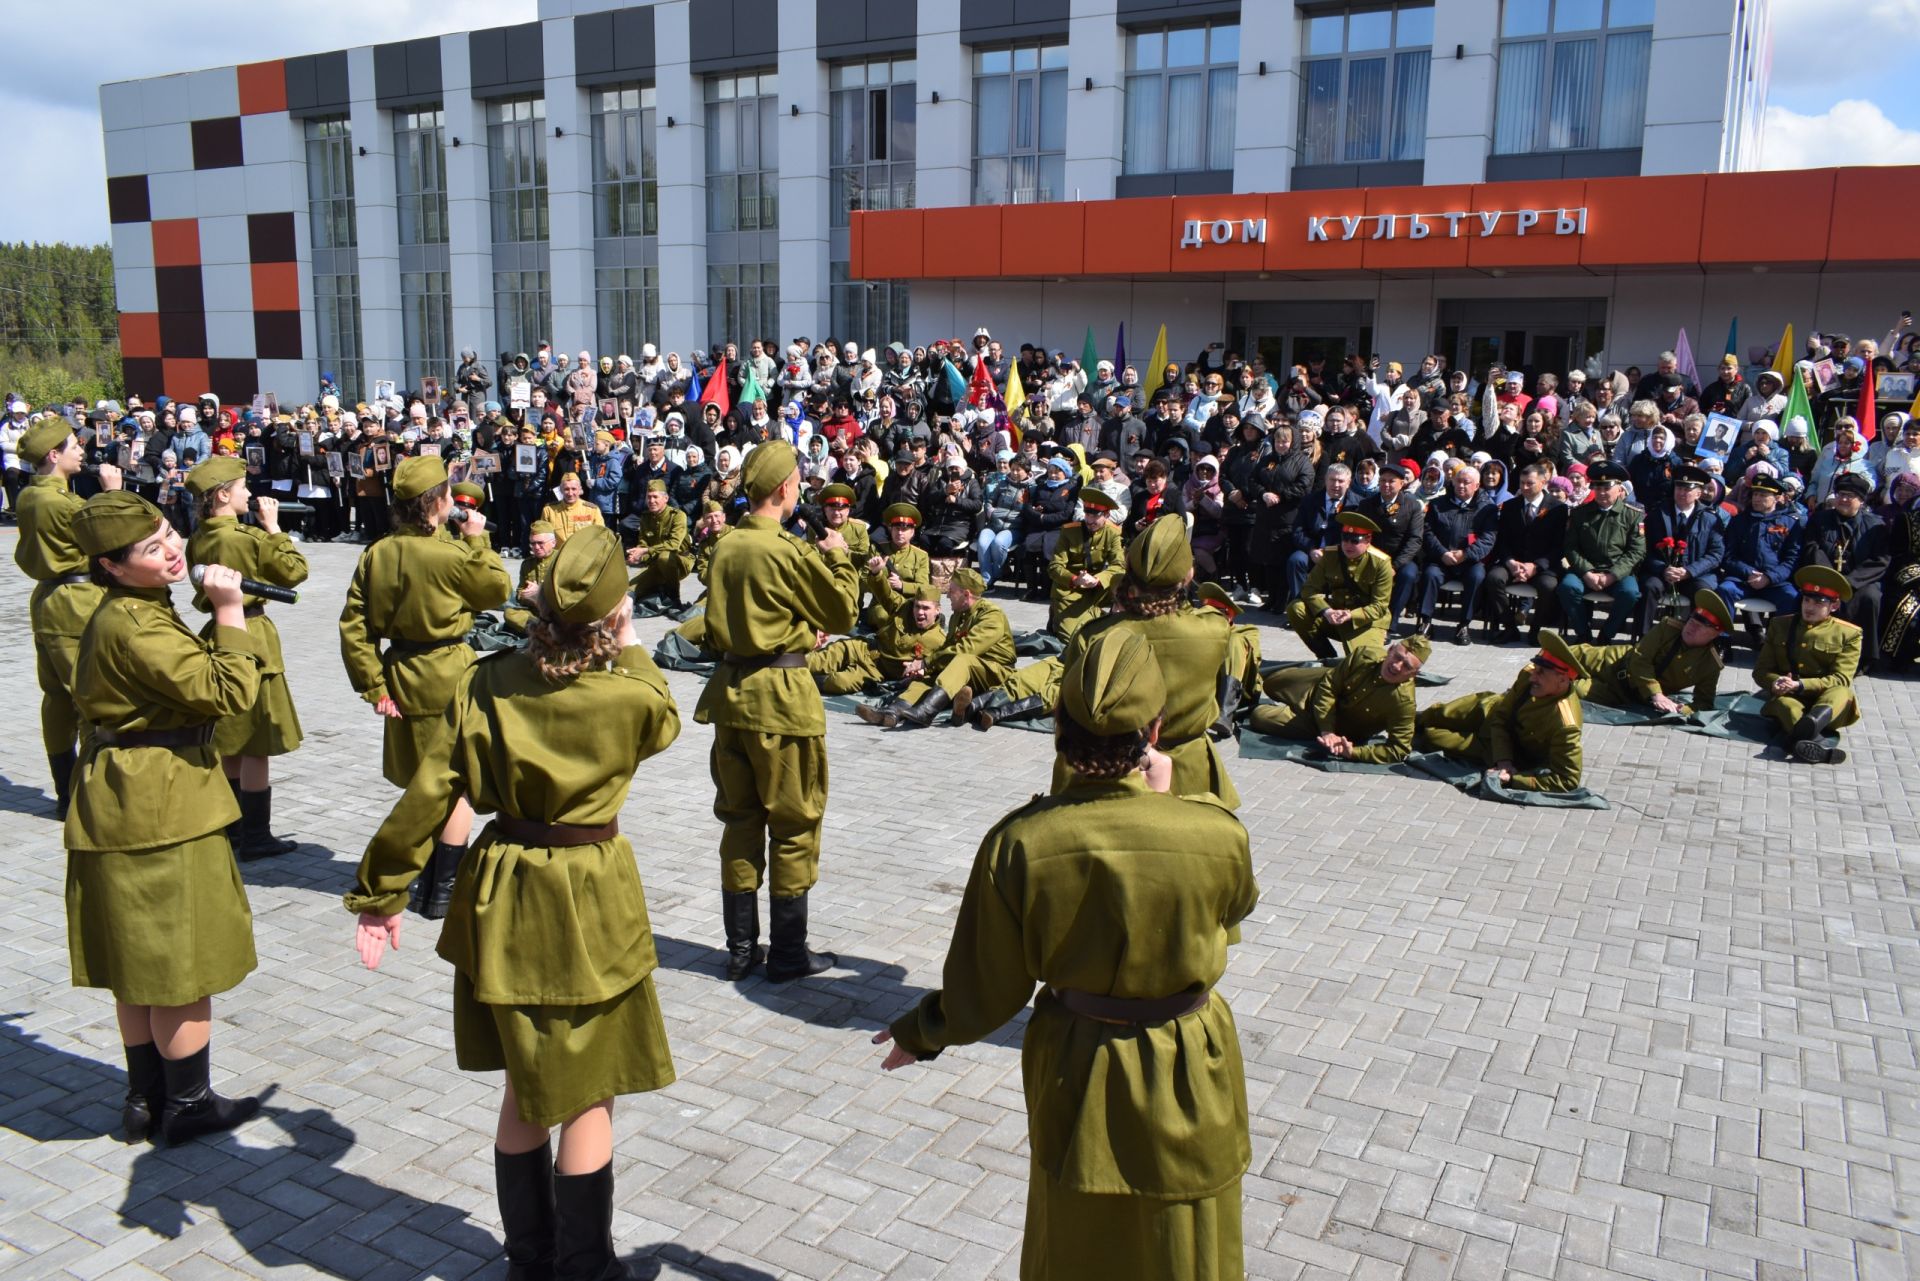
xmin=693 ymin=525 xmax=730 ymax=585
xmin=1485 ymin=672 xmax=1583 ymax=793
xmin=633 ymin=506 xmax=691 ymax=559
xmin=1644 ymin=504 xmax=1726 ymax=580
xmin=1563 ymin=500 xmax=1647 ymax=580
xmin=1573 ymin=618 xmax=1723 ymax=709
xmin=1310 ymin=645 xmax=1418 ymax=764
xmin=345 ymin=646 xmax=680 ymax=1005
xmin=1047 ymin=521 xmax=1123 ymax=601
xmin=504 ymin=553 xmax=554 ymax=629
xmin=1722 ymin=508 xmax=1801 ymax=584
xmin=1300 ymin=546 xmax=1394 ymax=624
xmin=871 ymin=606 xmax=948 ymax=670
xmin=890 ymin=775 xmax=1258 ymax=1197
xmin=14 ymin=474 xmax=105 ymax=640
xmin=810 ymin=517 xmax=872 ymax=566
xmin=695 ymin=514 xmax=859 ymax=736
xmin=66 ymin=587 xmax=262 ymax=852
xmin=187 ymin=516 xmax=309 ymax=678
xmin=1798 ymin=507 xmax=1890 ymax=592
xmin=868 ymin=542 xmax=933 ymax=614
xmin=1755 ymin=613 xmax=1860 ymax=694
xmin=338 ymin=528 xmax=511 ymax=712
xmin=929 ymin=600 xmax=1015 ymax=681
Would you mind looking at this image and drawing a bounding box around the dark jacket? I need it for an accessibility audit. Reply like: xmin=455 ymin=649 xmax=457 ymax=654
xmin=1797 ymin=505 xmax=1890 ymax=591
xmin=1123 ymin=482 xmax=1188 ymax=540
xmin=1358 ymin=490 xmax=1426 ymax=571
xmin=921 ymin=475 xmax=983 ymax=555
xmin=1422 ymin=493 xmax=1499 ymax=567
xmin=1643 ymin=503 xmax=1727 ymax=581
xmin=1292 ymin=488 xmax=1359 ymax=555
xmin=1491 ymin=493 xmax=1569 ymax=571
xmin=1022 ymin=479 xmax=1079 ymax=536
xmin=1721 ymin=507 xmax=1801 ymax=585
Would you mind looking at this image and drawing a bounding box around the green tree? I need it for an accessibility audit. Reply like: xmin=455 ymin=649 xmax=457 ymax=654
xmin=0 ymin=241 xmax=121 ymax=405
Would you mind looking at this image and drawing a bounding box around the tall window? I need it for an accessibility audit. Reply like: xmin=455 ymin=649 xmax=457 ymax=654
xmin=1123 ymin=23 xmax=1239 ymax=174
xmin=830 ymin=58 xmax=916 ymax=227
xmin=305 ymin=117 xmax=356 ymax=250
xmin=1299 ymin=5 xmax=1433 ymax=166
xmin=1493 ymin=0 xmax=1653 ymax=154
xmin=394 ymin=108 xmax=448 ymax=246
xmin=591 ymin=86 xmax=657 ymax=238
xmin=973 ymin=44 xmax=1067 ymax=205
xmin=830 ymin=264 xmax=909 ymax=353
xmin=706 ymin=73 xmax=778 ymax=232
xmin=494 ymin=270 xmax=551 ymax=360
xmin=401 ymin=271 xmax=452 ymax=394
xmin=487 ymin=98 xmax=549 ymax=242
xmin=313 ymin=273 xmax=363 ymax=404
xmin=596 ymin=267 xmax=659 ymax=362
xmin=707 ymin=264 xmax=778 ymax=349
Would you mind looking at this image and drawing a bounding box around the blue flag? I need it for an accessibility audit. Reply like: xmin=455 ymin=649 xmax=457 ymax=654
xmin=686 ymin=367 xmax=703 ymax=403
xmin=941 ymin=357 xmax=968 ymax=404
xmin=1114 ymin=323 xmax=1127 ymax=375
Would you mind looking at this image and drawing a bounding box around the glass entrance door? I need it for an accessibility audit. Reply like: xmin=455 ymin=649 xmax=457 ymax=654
xmin=1249 ymin=330 xmax=1358 ymax=379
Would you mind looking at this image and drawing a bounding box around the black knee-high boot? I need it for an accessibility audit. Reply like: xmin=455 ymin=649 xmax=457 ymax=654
xmin=496 ymin=1142 xmax=557 ymax=1281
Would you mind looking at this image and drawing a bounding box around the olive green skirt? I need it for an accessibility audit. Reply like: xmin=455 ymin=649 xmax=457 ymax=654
xmin=453 ymin=970 xmax=676 ymax=1128
xmin=1022 ymin=1161 xmax=1243 ymax=1281
xmin=383 ymin=713 xmax=449 ymax=788
xmin=213 ymin=669 xmax=304 ymax=758
xmin=67 ymin=831 xmax=257 ymax=1006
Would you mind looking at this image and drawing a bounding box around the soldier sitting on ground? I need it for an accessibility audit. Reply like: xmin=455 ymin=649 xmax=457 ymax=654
xmin=1047 ymin=489 xmax=1123 ymax=639
xmin=1251 ymin=635 xmax=1430 ymax=764
xmin=1569 ymin=588 xmax=1730 ymax=715
xmin=1755 ymin=565 xmax=1862 ymax=764
xmin=1415 ymin=631 xmax=1587 ymax=793
xmin=858 ymin=569 xmax=1014 ymax=730
xmin=808 ymin=583 xmax=946 ymax=695
xmin=1285 ymin=510 xmax=1394 ymax=661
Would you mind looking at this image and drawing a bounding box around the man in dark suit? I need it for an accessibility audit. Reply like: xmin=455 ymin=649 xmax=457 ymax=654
xmin=1357 ymin=460 xmax=1424 ymax=633
xmin=1486 ymin=463 xmax=1568 ymax=640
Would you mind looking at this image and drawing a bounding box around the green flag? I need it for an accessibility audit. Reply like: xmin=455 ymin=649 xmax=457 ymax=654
xmin=1081 ymin=326 xmax=1099 ymax=377
xmin=741 ymin=361 xmax=765 ymax=403
xmin=1781 ymin=364 xmax=1818 ymax=450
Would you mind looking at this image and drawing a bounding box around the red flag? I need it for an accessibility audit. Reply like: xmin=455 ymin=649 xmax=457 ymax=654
xmin=968 ymin=355 xmax=995 ymax=407
xmin=1856 ymin=366 xmax=1876 ymax=442
xmin=700 ymin=357 xmax=731 ymax=418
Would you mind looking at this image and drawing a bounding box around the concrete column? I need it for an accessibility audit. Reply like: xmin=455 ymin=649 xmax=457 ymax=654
xmin=653 ymin=1 xmax=708 ymax=353
xmin=441 ymin=34 xmax=497 ymax=372
xmin=1640 ymin=0 xmax=1736 ymax=174
xmin=777 ymin=5 xmax=830 ymax=343
xmin=1424 ymin=0 xmax=1500 ymax=184
xmin=1233 ymin=3 xmax=1300 ymax=192
xmin=544 ymin=20 xmax=597 ymax=353
xmin=348 ymin=46 xmax=403 ymax=390
xmin=915 ymin=0 xmax=972 ymax=208
xmin=1065 ymin=0 xmax=1123 ymax=202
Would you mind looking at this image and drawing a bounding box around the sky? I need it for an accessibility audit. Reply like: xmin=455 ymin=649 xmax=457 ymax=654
xmin=3 ymin=0 xmax=1917 ymax=246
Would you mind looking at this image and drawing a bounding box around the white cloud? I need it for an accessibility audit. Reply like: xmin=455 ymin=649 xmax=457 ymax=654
xmin=1768 ymin=0 xmax=1920 ymax=89
xmin=1759 ymin=99 xmax=1920 ymax=171
xmin=0 ymin=0 xmax=533 ymax=244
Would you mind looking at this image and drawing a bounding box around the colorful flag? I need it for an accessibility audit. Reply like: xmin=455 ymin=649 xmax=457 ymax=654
xmin=1856 ymin=364 xmax=1877 ymax=442
xmin=740 ymin=361 xmax=765 ymax=404
xmin=968 ymin=355 xmax=995 ymax=407
xmin=1141 ymin=324 xmax=1169 ymax=405
xmin=1770 ymin=322 xmax=1796 ymax=380
xmin=1005 ymin=361 xmax=1027 ymax=424
xmin=700 ymin=357 xmax=731 ymax=417
xmin=941 ymin=357 xmax=968 ymax=405
xmin=1674 ymin=327 xmax=1698 ymax=391
xmin=1723 ymin=316 xmax=1739 ymax=365
xmin=1781 ymin=363 xmax=1819 ymax=451
xmin=1114 ymin=323 xmax=1127 ymax=377
xmin=686 ymin=366 xmax=703 ymax=404
xmin=1081 ymin=326 xmax=1099 ymax=377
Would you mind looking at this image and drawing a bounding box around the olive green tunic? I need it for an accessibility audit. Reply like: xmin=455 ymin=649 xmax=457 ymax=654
xmin=693 ymin=523 xmax=732 ymax=585
xmin=1250 ymin=645 xmax=1417 ymax=764
xmin=809 ymin=604 xmax=947 ymax=694
xmin=1001 ymin=655 xmax=1065 ymax=704
xmin=811 ymin=517 xmax=872 ymax=566
xmin=900 ymin=600 xmax=1017 ymax=703
xmin=1048 ymin=522 xmax=1123 ymax=639
xmin=1052 ymin=608 xmax=1240 ymax=808
xmin=1284 ymin=546 xmax=1394 ymax=652
xmin=862 ymin=541 xmax=931 ymax=629
xmin=345 ymin=646 xmax=682 ymax=1126
xmin=14 ymin=474 xmax=105 ymax=757
xmin=891 ymin=775 xmax=1258 ymax=1281
xmin=338 ymin=527 xmax=511 ymax=786
xmin=66 ymin=587 xmax=264 ymax=1005
xmin=187 ymin=515 xmax=309 ymax=757
xmin=695 ymin=514 xmax=860 ymax=896
xmin=1569 ymin=617 xmax=1724 ymax=712
xmin=1416 ymin=671 xmax=1585 ymax=793
xmin=1754 ymin=613 xmax=1861 ymax=735
xmin=629 ymin=505 xmax=692 ymax=597
xmin=503 ymin=552 xmax=554 ymax=634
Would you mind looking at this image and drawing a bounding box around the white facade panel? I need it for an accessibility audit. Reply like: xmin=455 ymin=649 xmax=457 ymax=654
xmin=115 ymin=266 xmax=158 ymax=314
xmin=186 ymin=68 xmax=240 ymax=122
xmin=199 ymin=215 xmax=253 ymax=266
xmin=195 ymin=167 xmax=249 ymax=218
xmin=142 ymin=123 xmax=196 ymax=176
xmin=240 ymin=113 xmax=295 ymax=167
xmin=205 ymin=310 xmax=257 ymax=358
xmin=146 ymin=170 xmax=198 ymax=222
xmin=103 ymin=128 xmax=147 ymax=180
xmin=140 ymin=74 xmax=193 ymax=126
xmin=111 ymin=223 xmax=154 ymax=272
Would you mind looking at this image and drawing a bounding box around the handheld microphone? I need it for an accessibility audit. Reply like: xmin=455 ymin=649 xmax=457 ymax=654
xmin=188 ymin=563 xmax=299 ymax=605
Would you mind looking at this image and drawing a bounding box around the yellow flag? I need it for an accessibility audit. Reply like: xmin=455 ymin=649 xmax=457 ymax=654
xmin=1141 ymin=324 xmax=1170 ymax=405
xmin=1770 ymin=322 xmax=1795 ymax=379
xmin=1003 ymin=361 xmax=1027 ymax=446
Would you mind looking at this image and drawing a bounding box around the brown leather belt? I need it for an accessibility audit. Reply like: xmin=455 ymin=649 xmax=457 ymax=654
xmin=93 ymin=723 xmax=216 ymax=749
xmin=243 ymin=603 xmax=267 ymax=619
xmin=494 ymin=814 xmax=621 ymax=847
xmin=721 ymin=651 xmax=808 ymax=670
xmin=50 ymin=573 xmax=91 ymax=587
xmin=1051 ymin=986 xmax=1212 ymax=1025
xmin=385 ymin=636 xmax=465 ymax=657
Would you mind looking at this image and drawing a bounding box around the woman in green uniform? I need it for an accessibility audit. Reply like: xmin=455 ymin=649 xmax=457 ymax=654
xmin=877 ymin=627 xmax=1259 ymax=1281
xmin=185 ymin=456 xmax=308 ymax=860
xmin=66 ymin=492 xmax=266 ymax=1146
xmin=349 ymin=526 xmax=680 ymax=1280
xmin=339 ymin=456 xmax=510 ymax=918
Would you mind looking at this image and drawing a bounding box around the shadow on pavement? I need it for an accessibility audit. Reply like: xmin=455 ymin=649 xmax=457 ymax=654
xmin=653 ymin=933 xmax=925 ymax=1031
xmin=0 ymin=772 xmax=57 ymax=820
xmin=625 ymin=1242 xmax=783 ymax=1279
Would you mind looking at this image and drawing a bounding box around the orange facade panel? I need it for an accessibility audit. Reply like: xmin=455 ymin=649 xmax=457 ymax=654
xmin=162 ymin=358 xmax=211 ymax=405
xmin=1700 ymin=169 xmax=1835 ymax=266
xmin=1577 ymin=175 xmax=1707 ymax=268
xmin=119 ymin=312 xmax=161 ymax=359
xmin=1084 ymin=198 xmax=1175 ymax=275
xmin=1264 ymin=190 xmax=1366 ymax=272
xmin=1169 ymin=195 xmax=1270 ymax=273
xmin=237 ymin=60 xmax=287 ymax=116
xmin=1002 ymin=202 xmax=1086 ymax=275
xmin=853 ymin=208 xmax=925 ymax=279
xmin=151 ymin=218 xmax=200 ymax=268
xmin=921 ymin=206 xmax=1002 ymax=277
xmin=1464 ymin=179 xmax=1586 ymax=269
xmin=1362 ymin=184 xmax=1476 ymax=271
xmin=1826 ymin=167 xmax=1920 ymax=263
xmin=250 ymin=262 xmax=301 ymax=312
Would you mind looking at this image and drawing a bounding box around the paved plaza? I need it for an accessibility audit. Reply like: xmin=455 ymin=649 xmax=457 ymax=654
xmin=0 ymin=531 xmax=1916 ymax=1281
